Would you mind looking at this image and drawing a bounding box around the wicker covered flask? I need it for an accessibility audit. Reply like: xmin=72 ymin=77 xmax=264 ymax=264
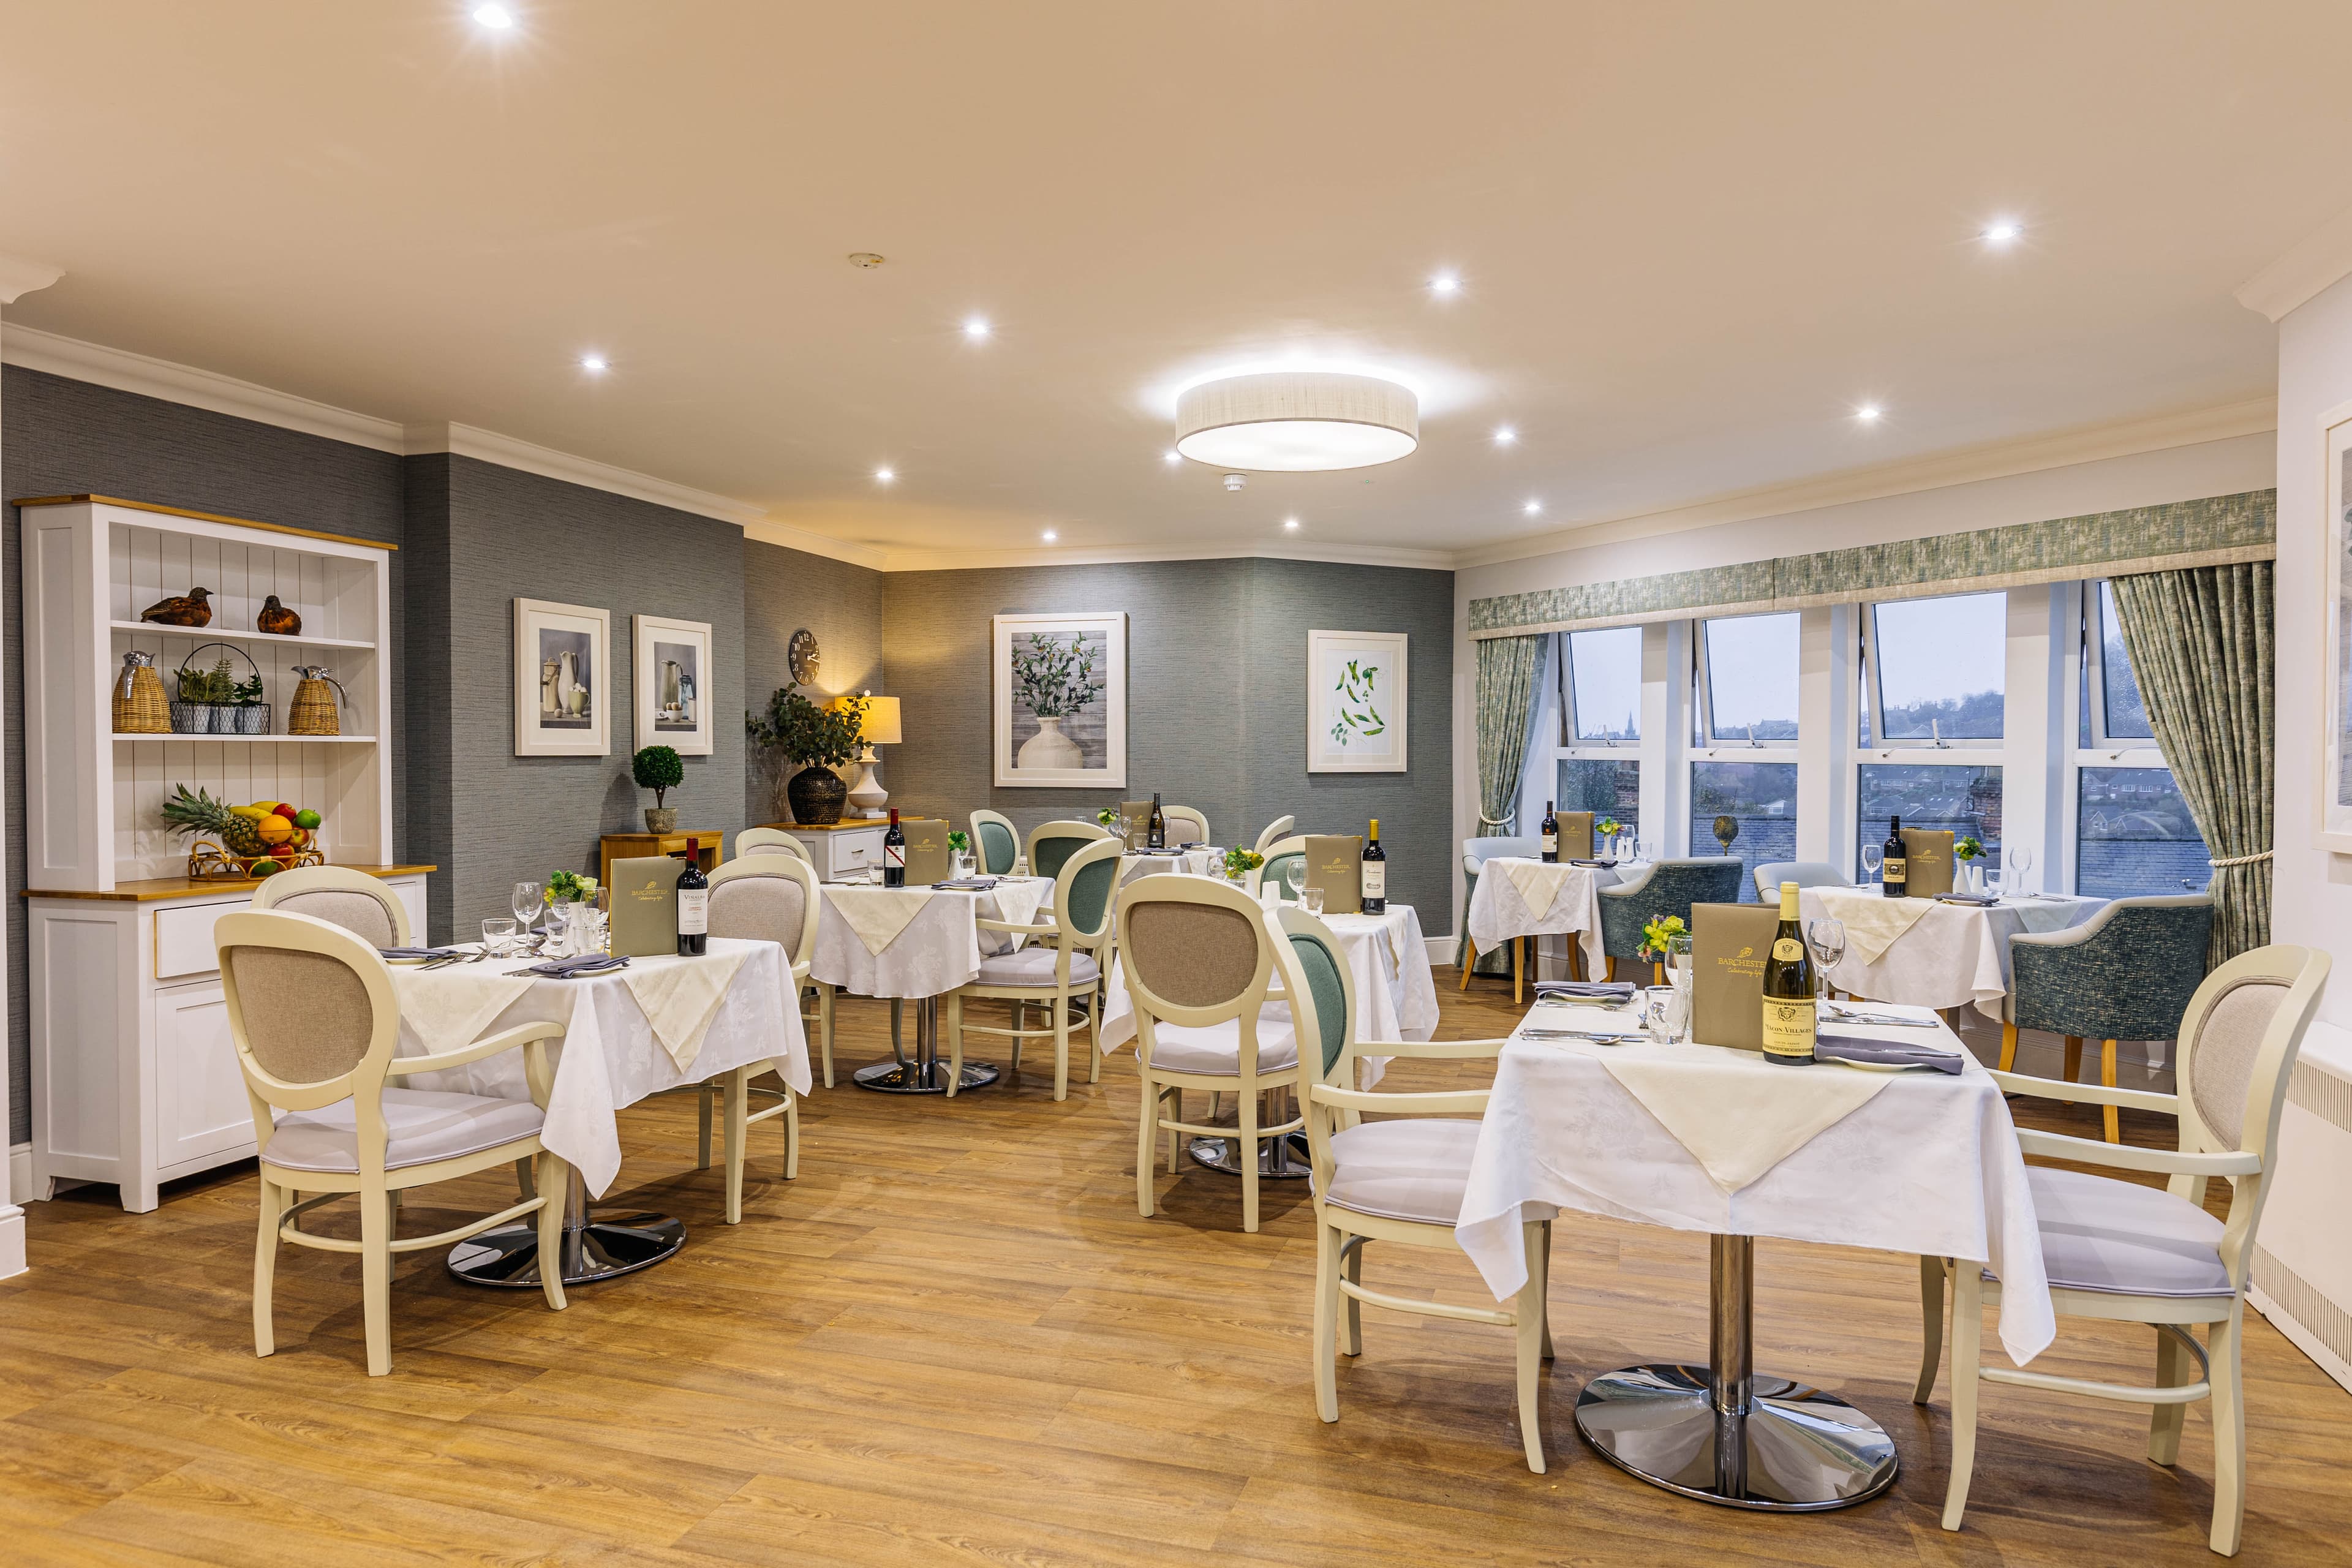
xmin=287 ymin=665 xmax=348 ymax=736
xmin=112 ymin=650 xmax=171 ymax=734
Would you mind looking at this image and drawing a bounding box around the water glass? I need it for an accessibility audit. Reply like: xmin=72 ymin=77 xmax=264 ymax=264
xmin=481 ymin=916 xmax=518 ymax=954
xmin=512 ymin=880 xmax=544 ymax=929
xmin=1302 ymin=885 xmax=1325 ymax=916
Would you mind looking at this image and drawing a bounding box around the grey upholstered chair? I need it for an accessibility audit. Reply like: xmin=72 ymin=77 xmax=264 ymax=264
xmin=685 ymin=855 xmax=821 ymax=1216
xmin=2000 ymin=893 xmax=2214 ymax=1143
xmin=1457 ymin=835 xmax=1540 ymax=976
xmin=970 ymin=810 xmax=1020 ymax=875
xmin=1596 ymin=857 xmax=1745 ymax=979
xmin=1749 ymin=860 xmax=1853 ymax=902
xmin=250 ymin=865 xmax=412 ymax=948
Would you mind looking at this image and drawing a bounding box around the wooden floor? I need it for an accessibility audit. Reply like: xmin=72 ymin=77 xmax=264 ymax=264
xmin=3 ymin=977 xmax=2349 ymax=1567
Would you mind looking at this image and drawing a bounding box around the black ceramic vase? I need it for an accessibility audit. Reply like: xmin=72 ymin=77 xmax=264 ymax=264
xmin=786 ymin=764 xmax=848 ymax=825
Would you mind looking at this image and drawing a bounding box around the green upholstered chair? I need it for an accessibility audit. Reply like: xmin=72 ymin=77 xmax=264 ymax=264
xmin=946 ymin=835 xmax=1120 ymax=1101
xmin=1027 ymin=818 xmax=1109 ymax=880
xmin=1596 ymin=857 xmax=1745 ymax=978
xmin=969 ymin=810 xmax=1020 ymax=875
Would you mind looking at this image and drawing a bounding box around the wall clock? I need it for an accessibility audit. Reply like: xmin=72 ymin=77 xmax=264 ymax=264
xmin=788 ymin=628 xmax=820 ymax=686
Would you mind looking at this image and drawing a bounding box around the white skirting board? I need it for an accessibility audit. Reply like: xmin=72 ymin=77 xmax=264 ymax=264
xmin=2250 ymin=1019 xmax=2352 ymax=1397
xmin=7 ymin=1143 xmax=26 ymax=1204
xmin=1425 ymin=933 xmax=1453 ymax=965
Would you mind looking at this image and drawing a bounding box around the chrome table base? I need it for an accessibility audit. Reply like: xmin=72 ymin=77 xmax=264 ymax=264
xmin=448 ymin=1160 xmax=684 ymax=1289
xmin=1573 ymin=1235 xmax=1898 ymax=1510
xmin=1186 ymin=1089 xmax=1312 ymax=1179
xmin=853 ymin=995 xmax=999 ymax=1095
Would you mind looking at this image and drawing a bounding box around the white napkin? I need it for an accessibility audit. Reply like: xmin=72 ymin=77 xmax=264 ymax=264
xmin=620 ymin=946 xmax=750 ymax=1072
xmin=391 ymin=967 xmax=537 ymax=1057
xmin=1817 ymin=885 xmax=1935 ymax=965
xmin=1599 ymin=1042 xmax=1893 ymax=1191
xmin=989 ymin=878 xmax=1051 ymax=948
xmin=823 ymin=885 xmax=935 ymax=956
xmin=1499 ymin=859 xmax=1575 ymax=920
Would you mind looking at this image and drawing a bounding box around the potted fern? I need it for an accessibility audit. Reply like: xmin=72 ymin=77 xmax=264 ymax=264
xmin=747 ymin=684 xmax=867 ymax=824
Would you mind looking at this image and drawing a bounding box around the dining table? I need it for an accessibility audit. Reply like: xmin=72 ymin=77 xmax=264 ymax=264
xmin=1453 ymin=996 xmax=2052 ymax=1511
xmin=1464 ymin=856 xmax=1624 ymax=993
xmin=1800 ymin=885 xmax=2105 ymax=1017
xmin=388 ymin=935 xmax=808 ymax=1287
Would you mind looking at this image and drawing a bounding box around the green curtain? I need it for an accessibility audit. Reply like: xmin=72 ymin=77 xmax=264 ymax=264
xmin=1475 ymin=635 xmax=1548 ymax=832
xmin=2109 ymin=562 xmax=2274 ymax=965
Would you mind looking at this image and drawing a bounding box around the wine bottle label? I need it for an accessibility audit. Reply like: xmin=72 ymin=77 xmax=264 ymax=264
xmin=1760 ymin=998 xmax=1815 ymax=1058
xmin=1883 ymin=856 xmax=1905 ymax=880
xmin=677 ymin=888 xmax=709 ymax=937
xmin=887 ymin=843 xmax=905 ymax=867
xmin=1772 ymin=937 xmax=1803 ymax=962
xmin=1362 ymin=863 xmax=1385 ymax=899
xmin=1542 ymin=833 xmax=1558 ymax=854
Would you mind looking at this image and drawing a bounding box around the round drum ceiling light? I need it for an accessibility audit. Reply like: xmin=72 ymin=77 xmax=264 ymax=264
xmin=1174 ymin=371 xmax=1419 ymax=472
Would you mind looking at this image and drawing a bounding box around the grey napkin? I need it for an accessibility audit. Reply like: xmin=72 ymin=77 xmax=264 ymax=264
xmin=380 ymin=946 xmax=462 ymax=960
xmin=522 ymin=954 xmax=630 ymax=979
xmin=1815 ymin=1031 xmax=1967 ymax=1073
xmin=1534 ymin=980 xmax=1638 ymax=1004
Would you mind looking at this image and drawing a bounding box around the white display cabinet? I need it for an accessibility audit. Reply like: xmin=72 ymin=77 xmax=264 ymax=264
xmin=17 ymin=496 xmax=428 ymax=1212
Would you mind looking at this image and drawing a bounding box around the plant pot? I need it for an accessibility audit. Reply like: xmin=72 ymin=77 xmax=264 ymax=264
xmin=1016 ymin=714 xmax=1084 ymax=772
xmin=224 ymin=703 xmax=272 ymax=736
xmin=644 ymin=806 xmax=679 ymax=833
xmin=786 ymin=763 xmax=847 ymax=825
xmin=168 ymin=701 xmax=214 ymax=734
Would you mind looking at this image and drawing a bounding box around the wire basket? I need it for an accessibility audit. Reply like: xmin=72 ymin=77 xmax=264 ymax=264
xmin=172 ymin=642 xmax=271 ymax=735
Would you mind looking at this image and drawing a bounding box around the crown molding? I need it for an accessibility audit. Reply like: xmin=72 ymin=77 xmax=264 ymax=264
xmin=0 ymin=254 xmax=63 ymax=305
xmin=1453 ymin=397 xmax=2279 ymax=570
xmin=875 ymin=537 xmax=1456 ymax=573
xmin=743 ymin=519 xmax=889 ymax=571
xmin=406 ymin=421 xmax=776 ymax=527
xmin=2237 ymin=203 xmax=2352 ymax=323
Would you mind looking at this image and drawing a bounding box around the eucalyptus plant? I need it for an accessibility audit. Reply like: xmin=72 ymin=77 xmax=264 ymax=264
xmin=1010 ymin=633 xmax=1102 ymax=718
xmin=747 ymin=683 xmax=868 ymax=767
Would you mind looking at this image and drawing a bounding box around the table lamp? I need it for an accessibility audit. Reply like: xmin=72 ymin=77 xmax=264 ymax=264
xmin=835 ymin=693 xmax=902 ymax=818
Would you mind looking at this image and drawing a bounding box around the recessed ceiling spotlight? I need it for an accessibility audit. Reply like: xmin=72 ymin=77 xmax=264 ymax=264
xmin=1429 ymin=271 xmax=1461 ymax=296
xmin=1163 ymin=449 xmax=1182 ymax=466
xmin=1981 ymin=219 xmax=2022 ymax=247
xmin=963 ymin=316 xmax=991 ymax=341
xmin=472 ymin=4 xmax=516 ymax=29
xmin=1283 ymin=517 xmax=1300 ymax=530
xmin=1041 ymin=529 xmax=1058 ymax=542
xmin=1523 ymin=499 xmax=1543 ymax=516
xmin=579 ymin=353 xmax=608 ymax=373
xmin=1855 ymin=404 xmax=1883 ymax=423
xmin=1493 ymin=426 xmax=1517 ymax=446
xmin=873 ymin=466 xmax=896 ymax=483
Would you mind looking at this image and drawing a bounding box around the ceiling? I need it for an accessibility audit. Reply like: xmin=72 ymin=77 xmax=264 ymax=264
xmin=2 ymin=2 xmax=2344 ymax=568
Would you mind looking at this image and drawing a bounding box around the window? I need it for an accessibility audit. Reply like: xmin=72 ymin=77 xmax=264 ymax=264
xmin=1692 ymin=761 xmax=1798 ymax=900
xmin=1857 ymin=764 xmax=2002 ymax=876
xmin=1562 ymin=626 xmax=1641 ymax=743
xmin=2078 ymin=767 xmax=2209 ymax=897
xmin=1558 ymin=758 xmax=1638 ymax=838
xmin=1871 ymin=592 xmax=2005 ymax=741
xmin=1700 ymin=612 xmax=1799 ymax=742
xmin=2092 ymin=580 xmax=2153 ymax=740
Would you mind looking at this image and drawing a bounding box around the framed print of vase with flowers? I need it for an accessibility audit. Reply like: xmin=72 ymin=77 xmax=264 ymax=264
xmin=993 ymin=612 xmax=1126 ymax=788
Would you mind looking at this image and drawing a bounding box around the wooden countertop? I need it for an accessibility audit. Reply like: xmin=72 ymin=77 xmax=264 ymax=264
xmin=26 ymin=865 xmax=437 ymax=902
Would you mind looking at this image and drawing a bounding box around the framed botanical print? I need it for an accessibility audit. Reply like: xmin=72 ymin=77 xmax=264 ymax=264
xmin=633 ymin=613 xmax=714 ymax=756
xmin=992 ymin=611 xmax=1126 ymax=788
xmin=2321 ymin=404 xmax=2352 ymax=852
xmin=1308 ymin=629 xmax=1408 ymax=773
xmin=514 ymin=598 xmax=610 ymax=757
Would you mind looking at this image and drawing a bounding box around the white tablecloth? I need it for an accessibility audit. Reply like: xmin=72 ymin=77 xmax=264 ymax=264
xmin=1466 ymin=857 xmax=1618 ymax=972
xmin=392 ymin=938 xmax=807 ymax=1200
xmin=810 ymin=883 xmax=1044 ymax=999
xmin=1454 ymin=1003 xmax=2054 ymax=1367
xmin=1801 ymin=889 xmax=2104 ymax=1017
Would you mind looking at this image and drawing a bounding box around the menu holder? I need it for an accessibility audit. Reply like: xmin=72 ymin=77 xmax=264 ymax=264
xmin=608 ymin=855 xmax=684 ymax=959
xmin=1305 ymin=834 xmax=1365 ymax=916
xmin=1556 ymin=810 xmax=1594 ymax=860
xmin=1901 ymin=828 xmax=1956 ymax=898
xmin=1120 ymin=801 xmax=1154 ymax=844
xmin=899 ymin=816 xmax=954 ymax=885
xmin=1691 ymin=901 xmax=1777 ymax=1052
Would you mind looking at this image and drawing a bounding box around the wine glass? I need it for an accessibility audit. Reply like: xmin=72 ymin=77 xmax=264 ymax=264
xmin=2006 ymin=845 xmax=2035 ymax=895
xmin=1860 ymin=843 xmax=1882 ymax=886
xmin=1283 ymin=861 xmax=1305 ymax=902
xmin=512 ymin=880 xmax=543 ymax=933
xmin=1806 ymin=917 xmax=1847 ymax=1001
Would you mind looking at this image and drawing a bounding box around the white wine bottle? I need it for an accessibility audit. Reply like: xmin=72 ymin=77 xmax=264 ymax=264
xmin=1760 ymin=879 xmax=1817 ymax=1065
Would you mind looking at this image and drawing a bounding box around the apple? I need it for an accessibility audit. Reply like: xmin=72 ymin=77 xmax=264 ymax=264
xmin=293 ymin=808 xmax=322 ymax=830
xmin=274 ymin=802 xmax=298 ymax=822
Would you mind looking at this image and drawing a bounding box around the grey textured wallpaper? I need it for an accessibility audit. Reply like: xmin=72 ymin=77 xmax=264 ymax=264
xmin=404 ymin=454 xmax=749 ymax=943
xmin=2 ymin=365 xmax=409 ymax=1144
xmin=883 ymin=557 xmax=1455 ymax=922
xmin=743 ymin=538 xmax=886 ymax=825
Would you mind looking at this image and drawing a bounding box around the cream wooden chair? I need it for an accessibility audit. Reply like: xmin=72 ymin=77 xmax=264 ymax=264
xmin=946 ymin=835 xmax=1121 ymax=1101
xmin=1248 ymin=834 xmax=1308 ymax=900
xmin=1160 ymin=804 xmax=1210 ymax=845
xmin=734 ymin=826 xmax=812 ymax=864
xmin=970 ymin=809 xmax=1021 ymax=875
xmin=1253 ymin=815 xmax=1297 ymax=855
xmin=1918 ymin=943 xmax=2332 ymax=1556
xmin=218 ymin=910 xmax=567 ymax=1377
xmin=1121 ymin=875 xmax=1298 ymax=1233
xmin=1281 ymin=904 xmax=1553 ymax=1471
xmin=249 ymin=865 xmax=412 ymax=947
xmin=1027 ymin=818 xmax=1109 ymax=879
xmin=687 ymin=854 xmax=822 ymax=1220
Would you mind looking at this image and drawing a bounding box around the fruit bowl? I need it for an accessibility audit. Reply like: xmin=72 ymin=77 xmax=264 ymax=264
xmin=162 ymin=786 xmax=330 ymax=880
xmin=186 ymin=841 xmax=326 ymax=881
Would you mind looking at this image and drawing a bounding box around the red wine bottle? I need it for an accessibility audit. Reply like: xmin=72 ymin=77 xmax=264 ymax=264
xmin=677 ymin=838 xmax=709 ymax=956
xmin=883 ymin=807 xmax=907 ymax=888
xmin=1361 ymin=818 xmax=1387 ymax=915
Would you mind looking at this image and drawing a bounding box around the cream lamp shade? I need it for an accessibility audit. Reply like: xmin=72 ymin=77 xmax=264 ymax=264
xmin=835 ymin=694 xmax=902 ymax=745
xmin=1174 ymin=370 xmax=1419 ymax=471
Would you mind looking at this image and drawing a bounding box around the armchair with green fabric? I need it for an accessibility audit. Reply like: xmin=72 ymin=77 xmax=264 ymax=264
xmin=1596 ymin=857 xmax=1744 ymax=980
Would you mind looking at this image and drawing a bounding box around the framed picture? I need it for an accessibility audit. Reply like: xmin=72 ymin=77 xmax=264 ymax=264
xmin=2321 ymin=404 xmax=2352 ymax=852
xmin=992 ymin=611 xmax=1126 ymax=788
xmin=633 ymin=614 xmax=714 ymax=756
xmin=1308 ymin=629 xmax=1408 ymax=773
xmin=513 ymin=598 xmax=611 ymax=757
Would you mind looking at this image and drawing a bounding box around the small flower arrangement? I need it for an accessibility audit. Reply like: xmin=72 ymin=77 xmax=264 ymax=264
xmin=549 ymin=869 xmax=598 ymax=905
xmin=1595 ymin=816 xmax=1621 ymax=839
xmin=1095 ymin=807 xmax=1122 ymax=829
xmin=1954 ymin=835 xmax=1983 ymax=862
xmin=948 ymin=830 xmax=970 ymax=853
xmin=1639 ymin=913 xmax=1687 ymax=961
xmin=1221 ymin=846 xmax=1265 ymax=883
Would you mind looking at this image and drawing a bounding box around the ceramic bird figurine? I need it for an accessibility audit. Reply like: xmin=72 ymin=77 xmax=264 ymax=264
xmin=255 ymin=594 xmax=301 ymax=636
xmin=138 ymin=587 xmax=212 ymax=628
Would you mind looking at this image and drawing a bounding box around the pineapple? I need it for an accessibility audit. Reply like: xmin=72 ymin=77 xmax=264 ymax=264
xmin=161 ymin=785 xmax=266 ymax=856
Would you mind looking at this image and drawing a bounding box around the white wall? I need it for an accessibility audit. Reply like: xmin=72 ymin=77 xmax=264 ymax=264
xmin=1449 ymin=431 xmax=2278 ymax=932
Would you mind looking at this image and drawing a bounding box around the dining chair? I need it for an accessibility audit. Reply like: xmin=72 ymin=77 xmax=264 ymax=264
xmin=1749 ymin=860 xmax=1852 ymax=902
xmin=1120 ymin=875 xmax=1297 ymax=1234
xmin=1455 ymin=835 xmax=1539 ymax=984
xmin=1918 ymin=943 xmax=2331 ymax=1557
xmin=1028 ymin=818 xmax=1110 ymax=880
xmin=1283 ymin=904 xmax=1553 ymax=1471
xmin=684 ymin=854 xmax=822 ymax=1219
xmin=1160 ymin=804 xmax=1210 ymax=845
xmin=970 ymin=809 xmax=1020 ymax=875
xmin=1999 ymin=894 xmax=2214 ymax=1142
xmin=1597 ymin=857 xmax=1744 ymax=982
xmin=1248 ymin=834 xmax=1308 ymax=900
xmin=734 ymin=826 xmax=812 ymax=865
xmin=217 ymin=910 xmax=568 ymax=1377
xmin=946 ymin=835 xmax=1121 ymax=1100
xmin=249 ymin=864 xmax=412 ymax=947
xmin=1253 ymin=814 xmax=1297 ymax=855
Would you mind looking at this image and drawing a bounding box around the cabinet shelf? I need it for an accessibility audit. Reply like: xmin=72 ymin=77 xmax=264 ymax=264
xmin=111 ymin=620 xmax=375 ymax=652
xmin=112 ymin=733 xmax=379 ymax=744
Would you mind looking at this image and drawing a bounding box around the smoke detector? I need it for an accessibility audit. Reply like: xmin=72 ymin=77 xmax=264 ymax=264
xmin=1223 ymin=472 xmax=1247 ymax=492
xmin=846 ymin=252 xmax=885 ymax=268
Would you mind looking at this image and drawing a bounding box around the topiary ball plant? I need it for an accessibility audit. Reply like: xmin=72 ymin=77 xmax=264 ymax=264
xmin=632 ymin=745 xmax=685 ymax=809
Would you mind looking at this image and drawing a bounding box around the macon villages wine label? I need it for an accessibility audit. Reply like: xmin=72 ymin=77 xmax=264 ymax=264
xmin=1760 ymin=928 xmax=1817 ymax=1061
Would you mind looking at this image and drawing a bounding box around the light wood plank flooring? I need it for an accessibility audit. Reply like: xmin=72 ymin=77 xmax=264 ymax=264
xmin=2 ymin=975 xmax=2348 ymax=1566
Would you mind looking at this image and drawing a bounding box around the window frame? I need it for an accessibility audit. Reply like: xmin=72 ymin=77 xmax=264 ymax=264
xmin=2064 ymin=578 xmax=2187 ymax=895
xmin=1694 ymin=612 xmax=1801 ymax=752
xmin=1861 ymin=590 xmax=2010 ymax=752
xmin=1558 ymin=626 xmax=1640 ymax=750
